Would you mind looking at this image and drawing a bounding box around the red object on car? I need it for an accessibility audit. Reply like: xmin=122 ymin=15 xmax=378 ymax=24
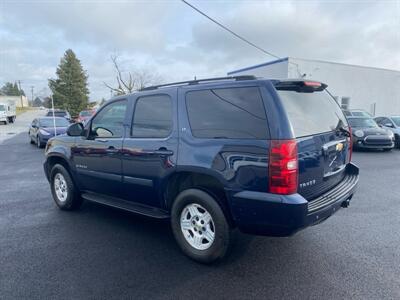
xmin=77 ymin=110 xmax=95 ymax=123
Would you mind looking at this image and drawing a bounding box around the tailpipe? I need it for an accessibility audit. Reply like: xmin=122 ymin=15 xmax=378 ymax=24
xmin=341 ymin=198 xmax=351 ymax=208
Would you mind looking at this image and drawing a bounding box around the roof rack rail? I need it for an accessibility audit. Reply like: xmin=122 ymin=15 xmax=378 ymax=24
xmin=140 ymin=75 xmax=256 ymax=91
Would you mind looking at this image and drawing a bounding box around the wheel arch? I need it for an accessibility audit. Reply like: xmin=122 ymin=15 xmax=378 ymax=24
xmin=163 ymin=170 xmax=235 ymax=227
xmin=45 ymin=153 xmax=75 ymax=183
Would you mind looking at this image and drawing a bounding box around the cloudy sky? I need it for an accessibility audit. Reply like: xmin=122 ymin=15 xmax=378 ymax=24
xmin=0 ymin=0 xmax=399 ymax=101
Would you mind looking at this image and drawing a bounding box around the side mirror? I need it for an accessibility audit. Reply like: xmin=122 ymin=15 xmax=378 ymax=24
xmin=384 ymin=123 xmax=394 ymax=128
xmin=67 ymin=122 xmax=84 ymax=136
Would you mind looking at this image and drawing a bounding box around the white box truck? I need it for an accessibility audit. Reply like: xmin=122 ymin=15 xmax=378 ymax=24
xmin=0 ymin=100 xmax=17 ymax=124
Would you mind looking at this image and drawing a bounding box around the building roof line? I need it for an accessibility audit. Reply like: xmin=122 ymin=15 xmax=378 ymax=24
xmin=290 ymin=57 xmax=400 ymax=74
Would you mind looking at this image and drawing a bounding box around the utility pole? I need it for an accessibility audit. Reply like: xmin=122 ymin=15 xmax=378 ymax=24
xmin=18 ymin=80 xmax=23 ymax=108
xmin=31 ymin=86 xmax=34 ymax=107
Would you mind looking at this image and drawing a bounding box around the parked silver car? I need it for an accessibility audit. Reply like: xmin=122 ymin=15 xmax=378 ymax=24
xmin=374 ymin=116 xmax=400 ymax=148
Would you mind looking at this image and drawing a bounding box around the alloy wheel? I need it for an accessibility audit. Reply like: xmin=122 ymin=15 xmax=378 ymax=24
xmin=180 ymin=203 xmax=215 ymax=250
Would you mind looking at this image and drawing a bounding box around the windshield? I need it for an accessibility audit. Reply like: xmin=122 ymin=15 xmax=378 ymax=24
xmin=39 ymin=118 xmax=70 ymax=127
xmin=351 ymin=111 xmax=371 ymax=117
xmin=0 ymin=105 xmax=5 ymax=111
xmin=347 ymin=118 xmax=378 ymax=128
xmin=277 ymin=89 xmax=348 ymax=137
xmin=391 ymin=117 xmax=400 ymax=127
xmin=80 ymin=111 xmax=92 ymax=117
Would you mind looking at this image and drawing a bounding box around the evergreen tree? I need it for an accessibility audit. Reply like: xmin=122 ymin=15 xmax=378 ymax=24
xmin=1 ymin=81 xmax=25 ymax=96
xmin=49 ymin=49 xmax=89 ymax=116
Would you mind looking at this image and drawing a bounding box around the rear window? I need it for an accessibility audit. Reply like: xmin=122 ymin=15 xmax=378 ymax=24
xmin=186 ymin=87 xmax=268 ymax=139
xmin=277 ymin=90 xmax=348 ymax=137
xmin=47 ymin=111 xmax=67 ymax=117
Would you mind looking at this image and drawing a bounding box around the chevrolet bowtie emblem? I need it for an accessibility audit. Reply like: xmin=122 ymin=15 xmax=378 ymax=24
xmin=336 ymin=143 xmax=344 ymax=152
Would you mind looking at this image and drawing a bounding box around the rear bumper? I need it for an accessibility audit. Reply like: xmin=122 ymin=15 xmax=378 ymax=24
xmin=229 ymin=163 xmax=359 ymax=237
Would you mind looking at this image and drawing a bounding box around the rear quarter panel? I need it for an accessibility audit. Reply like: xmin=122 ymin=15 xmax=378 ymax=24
xmin=176 ymin=81 xmax=283 ymax=193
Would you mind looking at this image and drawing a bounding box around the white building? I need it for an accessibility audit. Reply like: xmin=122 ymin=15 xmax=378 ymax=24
xmin=228 ymin=57 xmax=400 ymax=116
xmin=0 ymin=95 xmax=29 ymax=108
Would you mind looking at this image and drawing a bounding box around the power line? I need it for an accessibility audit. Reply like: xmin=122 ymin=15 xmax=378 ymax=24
xmin=180 ymin=0 xmax=280 ymax=59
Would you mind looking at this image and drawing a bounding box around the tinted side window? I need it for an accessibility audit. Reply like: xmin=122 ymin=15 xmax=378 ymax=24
xmin=131 ymin=95 xmax=172 ymax=138
xmin=382 ymin=118 xmax=393 ymax=126
xmin=186 ymin=87 xmax=268 ymax=139
xmin=91 ymin=100 xmax=127 ymax=138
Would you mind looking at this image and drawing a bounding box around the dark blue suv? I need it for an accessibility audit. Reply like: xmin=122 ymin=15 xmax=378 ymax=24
xmin=44 ymin=76 xmax=359 ymax=263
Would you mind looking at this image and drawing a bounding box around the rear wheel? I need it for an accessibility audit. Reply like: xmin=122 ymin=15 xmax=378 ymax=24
xmin=50 ymin=164 xmax=83 ymax=210
xmin=171 ymin=189 xmax=231 ymax=264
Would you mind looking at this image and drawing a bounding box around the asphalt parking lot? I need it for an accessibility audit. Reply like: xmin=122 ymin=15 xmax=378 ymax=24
xmin=1 ymin=129 xmax=399 ymax=299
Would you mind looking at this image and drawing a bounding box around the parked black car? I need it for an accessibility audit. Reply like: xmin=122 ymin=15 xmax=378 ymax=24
xmin=29 ymin=117 xmax=70 ymax=148
xmin=43 ymin=76 xmax=359 ymax=263
xmin=347 ymin=117 xmax=394 ymax=150
xmin=46 ymin=109 xmax=71 ymax=121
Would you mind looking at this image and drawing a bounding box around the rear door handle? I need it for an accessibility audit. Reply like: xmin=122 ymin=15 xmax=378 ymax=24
xmin=106 ymin=146 xmax=119 ymax=154
xmin=153 ymin=149 xmax=174 ymax=156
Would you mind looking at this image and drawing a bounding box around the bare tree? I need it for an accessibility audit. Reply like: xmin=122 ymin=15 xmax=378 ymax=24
xmin=104 ymin=55 xmax=162 ymax=96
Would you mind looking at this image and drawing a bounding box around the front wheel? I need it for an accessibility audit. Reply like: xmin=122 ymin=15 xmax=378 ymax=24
xmin=36 ymin=136 xmax=45 ymax=148
xmin=395 ymin=135 xmax=400 ymax=148
xmin=50 ymin=164 xmax=83 ymax=210
xmin=29 ymin=134 xmax=35 ymax=144
xmin=171 ymin=189 xmax=232 ymax=264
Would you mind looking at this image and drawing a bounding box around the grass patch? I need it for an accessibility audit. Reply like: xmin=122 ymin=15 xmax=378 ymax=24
xmin=16 ymin=107 xmax=31 ymax=115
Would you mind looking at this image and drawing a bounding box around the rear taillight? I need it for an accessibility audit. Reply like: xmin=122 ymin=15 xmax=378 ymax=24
xmin=348 ymin=127 xmax=353 ymax=162
xmin=303 ymin=81 xmax=322 ymax=87
xmin=269 ymin=140 xmax=298 ymax=195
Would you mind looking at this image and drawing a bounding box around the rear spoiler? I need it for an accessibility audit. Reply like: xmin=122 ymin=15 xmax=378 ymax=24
xmin=273 ymin=80 xmax=328 ymax=92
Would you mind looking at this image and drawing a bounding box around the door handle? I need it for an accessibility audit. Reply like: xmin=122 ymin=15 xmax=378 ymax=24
xmin=106 ymin=146 xmax=119 ymax=154
xmin=153 ymin=148 xmax=174 ymax=156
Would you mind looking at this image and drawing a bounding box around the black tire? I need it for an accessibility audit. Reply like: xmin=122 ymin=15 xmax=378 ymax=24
xmin=50 ymin=164 xmax=83 ymax=210
xmin=171 ymin=189 xmax=231 ymax=264
xmin=36 ymin=136 xmax=45 ymax=148
xmin=395 ymin=135 xmax=400 ymax=149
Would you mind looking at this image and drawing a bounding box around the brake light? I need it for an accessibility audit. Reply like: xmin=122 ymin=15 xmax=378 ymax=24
xmin=269 ymin=140 xmax=298 ymax=195
xmin=303 ymin=81 xmax=321 ymax=87
xmin=348 ymin=127 xmax=353 ymax=162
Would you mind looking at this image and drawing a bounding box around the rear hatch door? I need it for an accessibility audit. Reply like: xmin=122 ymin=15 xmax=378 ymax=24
xmin=275 ymin=81 xmax=351 ymax=200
